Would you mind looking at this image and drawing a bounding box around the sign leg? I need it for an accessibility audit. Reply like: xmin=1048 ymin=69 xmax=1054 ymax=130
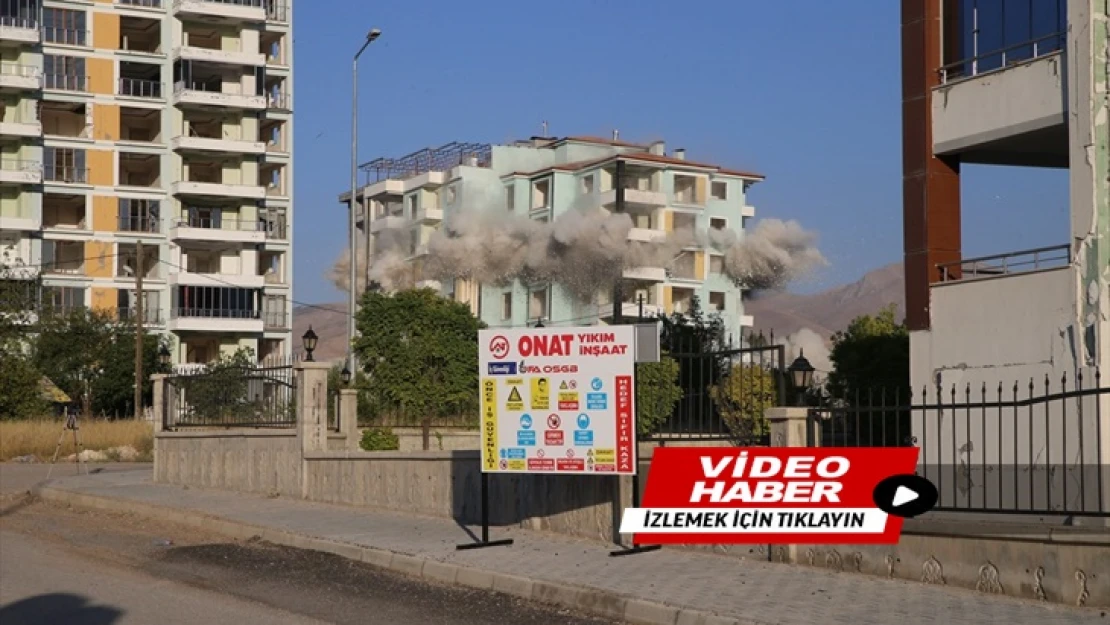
xmin=456 ymin=472 xmax=514 ymax=550
xmin=610 ymin=470 xmax=660 ymax=557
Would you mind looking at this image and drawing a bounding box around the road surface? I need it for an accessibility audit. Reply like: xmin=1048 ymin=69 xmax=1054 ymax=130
xmin=0 ymin=466 xmax=620 ymax=625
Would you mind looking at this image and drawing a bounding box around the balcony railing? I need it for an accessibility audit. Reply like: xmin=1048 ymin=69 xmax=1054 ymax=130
xmin=1 ymin=159 xmax=41 ymax=173
xmin=118 ymin=307 xmax=164 ymax=325
xmin=118 ymin=77 xmax=163 ymax=99
xmin=263 ymin=272 xmax=284 ymax=285
xmin=44 ymin=74 xmax=87 ymax=92
xmin=118 ymin=216 xmax=161 ymax=233
xmin=42 ymin=27 xmax=88 ymax=47
xmin=43 ymin=261 xmax=84 ymax=276
xmin=44 ymin=165 xmax=89 ymax=184
xmin=117 ymin=0 xmax=164 ymax=7
xmin=266 ymin=93 xmax=291 ymax=110
xmin=173 ymin=307 xmax=261 ymax=320
xmin=939 ymin=32 xmax=1066 ymax=85
xmin=936 ymin=244 xmax=1071 ymax=283
xmin=0 ymin=15 xmax=38 ymax=30
xmin=0 ymin=63 xmax=40 ymax=79
xmin=261 ymin=221 xmax=287 ymax=240
xmin=265 ymin=0 xmax=288 ymax=22
xmin=175 ymin=216 xmax=261 ymax=231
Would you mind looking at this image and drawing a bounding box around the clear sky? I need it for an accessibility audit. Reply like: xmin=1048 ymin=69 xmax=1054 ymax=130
xmin=290 ymin=0 xmax=1069 ymax=306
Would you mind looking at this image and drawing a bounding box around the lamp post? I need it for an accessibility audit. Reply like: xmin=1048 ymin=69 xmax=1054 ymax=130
xmin=348 ymin=27 xmax=382 ymax=380
xmin=341 ymin=366 xmax=352 ymax=386
xmin=302 ymin=326 xmax=319 ymax=362
xmin=158 ymin=345 xmax=171 ymax=369
xmin=787 ymin=349 xmax=815 ymax=407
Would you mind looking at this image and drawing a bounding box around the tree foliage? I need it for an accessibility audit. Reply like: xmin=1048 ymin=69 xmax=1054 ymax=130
xmin=827 ymin=304 xmax=910 ymax=401
xmin=353 ymin=288 xmax=484 ymax=421
xmin=709 ymin=363 xmax=778 ymax=444
xmin=175 ymin=348 xmax=261 ymax=422
xmin=0 ymin=343 xmax=47 ymax=419
xmin=635 ymin=356 xmax=682 ymax=436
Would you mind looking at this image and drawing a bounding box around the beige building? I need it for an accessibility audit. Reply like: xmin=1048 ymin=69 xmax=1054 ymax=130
xmin=0 ymin=0 xmax=293 ymax=365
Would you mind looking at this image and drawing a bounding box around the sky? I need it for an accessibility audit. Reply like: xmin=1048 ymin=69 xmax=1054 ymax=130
xmin=290 ymin=0 xmax=1070 ymax=306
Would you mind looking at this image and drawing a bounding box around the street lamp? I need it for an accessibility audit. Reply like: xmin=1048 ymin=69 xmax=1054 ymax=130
xmin=158 ymin=345 xmax=171 ymax=368
xmin=341 ymin=366 xmax=352 ymax=386
xmin=787 ymin=350 xmax=815 ymax=407
xmin=348 ymin=27 xmax=383 ymax=380
xmin=302 ymin=326 xmax=319 ymax=362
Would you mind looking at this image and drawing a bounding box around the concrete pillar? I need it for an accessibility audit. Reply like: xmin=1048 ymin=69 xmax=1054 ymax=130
xmin=766 ymin=407 xmax=812 ymax=448
xmin=339 ymin=388 xmax=359 ymax=450
xmin=295 ymin=362 xmax=330 ymax=455
xmin=151 ymin=374 xmax=167 ymax=434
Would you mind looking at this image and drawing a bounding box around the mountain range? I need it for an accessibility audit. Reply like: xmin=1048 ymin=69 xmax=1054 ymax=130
xmin=292 ymin=262 xmax=906 ymax=363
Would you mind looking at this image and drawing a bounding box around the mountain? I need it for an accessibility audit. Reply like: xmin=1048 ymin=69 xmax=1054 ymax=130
xmin=292 ymin=263 xmax=906 ymax=360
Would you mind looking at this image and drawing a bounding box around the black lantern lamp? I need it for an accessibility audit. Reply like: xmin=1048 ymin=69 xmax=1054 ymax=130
xmin=787 ymin=349 xmax=815 ymax=407
xmin=341 ymin=366 xmax=352 ymax=386
xmin=534 ymin=318 xmax=545 ymax=328
xmin=158 ymin=344 xmax=172 ymax=368
xmin=302 ymin=326 xmax=319 ymax=362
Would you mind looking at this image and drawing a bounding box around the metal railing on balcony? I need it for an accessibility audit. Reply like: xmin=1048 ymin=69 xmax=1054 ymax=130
xmin=260 ymin=220 xmax=287 ymax=240
xmin=266 ymin=93 xmax=291 ymax=111
xmin=118 ymin=307 xmax=164 ymax=325
xmin=118 ymin=215 xmax=161 ymax=233
xmin=44 ymin=165 xmax=89 ymax=184
xmin=174 ymin=216 xmax=260 ymax=231
xmin=0 ymin=159 xmax=41 ymax=173
xmin=265 ymin=0 xmax=287 ymax=21
xmin=937 ymin=244 xmax=1071 ymax=282
xmin=0 ymin=63 xmax=40 ymax=79
xmin=117 ymin=0 xmax=164 ymax=7
xmin=0 ymin=15 xmax=37 ymax=30
xmin=42 ymin=27 xmax=87 ymax=47
xmin=173 ymin=307 xmax=261 ymax=320
xmin=938 ymin=32 xmax=1066 ymax=84
xmin=118 ymin=77 xmax=163 ymax=99
xmin=44 ymin=74 xmax=87 ymax=92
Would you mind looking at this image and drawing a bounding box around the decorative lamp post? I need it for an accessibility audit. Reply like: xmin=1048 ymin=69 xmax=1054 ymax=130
xmin=158 ymin=345 xmax=171 ymax=368
xmin=303 ymin=326 xmax=319 ymax=362
xmin=787 ymin=349 xmax=815 ymax=407
xmin=341 ymin=366 xmax=352 ymax=386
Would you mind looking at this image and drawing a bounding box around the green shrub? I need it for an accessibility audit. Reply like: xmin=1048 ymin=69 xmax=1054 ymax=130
xmin=359 ymin=427 xmax=399 ymax=451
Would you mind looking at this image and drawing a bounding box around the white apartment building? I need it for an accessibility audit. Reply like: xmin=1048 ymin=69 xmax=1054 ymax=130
xmin=0 ymin=0 xmax=294 ymax=365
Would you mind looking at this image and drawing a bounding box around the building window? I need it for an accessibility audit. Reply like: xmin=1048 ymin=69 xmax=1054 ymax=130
xmin=580 ymin=174 xmax=594 ymax=195
xmin=505 ymin=186 xmax=515 ymax=211
xmin=529 ymin=287 xmax=548 ymax=321
xmin=43 ymin=147 xmax=86 ymax=183
xmin=709 ymin=291 xmax=726 ymax=311
xmin=43 ymin=54 xmax=87 ymax=91
xmin=674 ymin=174 xmax=697 ymax=204
xmin=43 ymin=8 xmax=86 ymax=47
xmin=710 ymin=217 xmax=727 ymax=230
xmin=43 ymin=286 xmax=85 ymax=313
xmin=175 ymin=286 xmax=258 ymax=319
xmin=406 ymin=194 xmax=417 ymax=217
xmin=501 ymin=292 xmax=512 ymax=320
xmin=409 ymin=229 xmax=419 ymax=255
xmin=118 ymin=199 xmax=160 ymax=233
xmin=711 ymin=181 xmax=727 ymax=200
xmin=532 ymin=178 xmax=550 ymax=210
xmin=709 ymin=254 xmax=724 ymax=274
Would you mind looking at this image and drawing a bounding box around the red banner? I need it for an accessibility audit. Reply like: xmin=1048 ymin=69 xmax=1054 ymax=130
xmin=615 ymin=375 xmax=634 ymax=473
xmin=627 ymin=447 xmax=919 ymax=545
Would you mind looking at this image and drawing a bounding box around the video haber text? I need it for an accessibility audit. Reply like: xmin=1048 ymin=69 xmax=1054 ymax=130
xmin=691 ymin=452 xmax=849 ymax=503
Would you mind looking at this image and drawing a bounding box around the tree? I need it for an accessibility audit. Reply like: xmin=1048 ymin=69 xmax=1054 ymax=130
xmin=0 ymin=343 xmax=46 ymax=419
xmin=650 ymin=297 xmax=731 ymax=436
xmin=635 ymin=356 xmax=682 ymax=436
xmin=709 ymin=363 xmax=778 ymax=444
xmin=353 ymin=288 xmax=484 ymax=422
xmin=827 ymin=304 xmax=910 ymax=400
xmin=175 ymin=348 xmax=259 ymax=423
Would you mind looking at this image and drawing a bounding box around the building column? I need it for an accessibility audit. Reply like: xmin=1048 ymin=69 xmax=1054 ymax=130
xmin=902 ymin=0 xmax=962 ymax=331
xmin=339 ymin=388 xmax=360 ymax=450
xmin=295 ymin=362 xmax=330 ymax=455
xmin=150 ymin=373 xmax=167 ymax=480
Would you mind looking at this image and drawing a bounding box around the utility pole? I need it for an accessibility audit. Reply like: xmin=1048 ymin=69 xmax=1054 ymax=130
xmin=133 ymin=240 xmax=144 ymax=421
xmin=611 ymin=160 xmax=625 ymax=325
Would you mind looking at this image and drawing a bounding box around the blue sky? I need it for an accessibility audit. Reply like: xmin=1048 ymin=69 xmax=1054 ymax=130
xmin=291 ymin=0 xmax=1069 ymax=306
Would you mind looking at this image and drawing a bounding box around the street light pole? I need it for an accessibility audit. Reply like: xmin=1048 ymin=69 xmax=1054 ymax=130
xmin=348 ymin=28 xmax=381 ymax=375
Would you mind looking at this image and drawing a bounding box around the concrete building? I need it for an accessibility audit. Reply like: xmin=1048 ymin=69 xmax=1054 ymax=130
xmin=339 ymin=135 xmax=763 ymax=333
xmin=0 ymin=0 xmax=294 ymax=365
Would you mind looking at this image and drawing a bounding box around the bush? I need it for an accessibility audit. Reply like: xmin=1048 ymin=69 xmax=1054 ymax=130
xmin=359 ymin=427 xmax=399 ymax=451
xmin=635 ymin=356 xmax=682 ymax=436
xmin=709 ymin=363 xmax=778 ymax=444
xmin=0 ymin=346 xmax=46 ymax=420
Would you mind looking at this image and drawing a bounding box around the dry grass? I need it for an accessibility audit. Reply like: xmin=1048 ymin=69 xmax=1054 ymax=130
xmin=0 ymin=418 xmax=154 ymax=462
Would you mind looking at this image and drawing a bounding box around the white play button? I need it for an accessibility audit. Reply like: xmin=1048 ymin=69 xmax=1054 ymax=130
xmin=892 ymin=486 xmax=919 ymax=507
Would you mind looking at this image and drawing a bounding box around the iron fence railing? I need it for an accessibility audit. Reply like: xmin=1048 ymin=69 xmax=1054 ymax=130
xmin=939 ymin=33 xmax=1065 ymax=84
xmin=937 ymin=244 xmax=1071 ymax=282
xmin=360 ymin=141 xmax=493 ymax=184
xmin=807 ymin=370 xmax=1109 ymax=519
xmin=165 ymin=360 xmax=296 ymax=429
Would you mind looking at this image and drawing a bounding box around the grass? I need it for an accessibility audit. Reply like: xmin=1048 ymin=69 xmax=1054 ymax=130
xmin=0 ymin=418 xmax=154 ymax=462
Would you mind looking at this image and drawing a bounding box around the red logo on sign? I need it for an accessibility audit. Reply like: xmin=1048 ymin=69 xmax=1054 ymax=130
xmin=528 ymin=458 xmax=555 ymax=471
xmin=547 ymin=414 xmax=561 ymax=429
xmin=615 ymin=375 xmax=635 ymax=472
xmin=545 ymin=430 xmax=564 ymax=445
xmin=557 ymin=458 xmax=585 ymax=471
xmin=489 ymin=335 xmax=510 ymax=359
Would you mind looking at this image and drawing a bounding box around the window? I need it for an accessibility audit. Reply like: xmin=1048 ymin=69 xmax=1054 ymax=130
xmin=406 ymin=194 xmax=417 ymax=216
xmin=175 ymin=286 xmax=258 ymax=318
xmin=501 ymin=292 xmax=512 ymax=320
xmin=531 ymin=178 xmax=550 ymax=209
xmin=44 ymin=54 xmax=87 ymax=91
xmin=44 ymin=286 xmax=85 ymax=312
xmin=709 ymin=254 xmax=724 ymax=274
xmin=118 ymin=198 xmax=160 ymax=232
xmin=186 ymin=206 xmax=221 ymax=228
xmin=710 ymin=217 xmax=727 ymax=230
xmin=529 ymin=288 xmax=548 ymax=320
xmin=711 ymin=181 xmax=727 ymax=200
xmin=409 ymin=229 xmax=419 ymax=255
xmin=673 ymin=174 xmax=697 ymax=204
xmin=505 ymin=186 xmax=515 ymax=211
xmin=43 ymin=8 xmax=86 ymax=46
xmin=709 ymin=291 xmax=726 ymax=311
xmin=43 ymin=147 xmax=86 ymax=183
xmin=580 ymin=174 xmax=594 ymax=195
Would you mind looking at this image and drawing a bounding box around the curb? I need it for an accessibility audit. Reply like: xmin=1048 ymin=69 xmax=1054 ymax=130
xmin=37 ymin=486 xmax=767 ymax=625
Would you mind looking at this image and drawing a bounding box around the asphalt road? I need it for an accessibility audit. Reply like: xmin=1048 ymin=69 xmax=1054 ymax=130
xmin=0 ymin=467 xmax=621 ymax=625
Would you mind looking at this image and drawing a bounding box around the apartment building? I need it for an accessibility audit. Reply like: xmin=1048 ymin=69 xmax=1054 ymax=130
xmin=0 ymin=0 xmax=294 ymax=365
xmin=339 ymin=136 xmax=763 ymax=333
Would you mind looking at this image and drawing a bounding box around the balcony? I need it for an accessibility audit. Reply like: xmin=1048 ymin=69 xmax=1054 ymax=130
xmin=370 ymin=215 xmax=406 ymax=233
xmin=173 ymin=44 xmax=265 ymax=67
xmin=264 ymin=0 xmax=288 ymax=23
xmin=168 ymin=308 xmax=263 ymax=333
xmin=627 ymin=227 xmax=666 ymax=243
xmin=171 ymin=179 xmax=265 ymax=200
xmin=43 ymin=195 xmax=89 ymax=233
xmin=265 ymin=92 xmax=291 ymax=112
xmin=0 ymin=159 xmax=42 ymax=185
xmin=44 ymin=165 xmax=90 ymax=186
xmin=172 ymin=0 xmax=267 ymax=22
xmin=600 ymin=187 xmax=667 ymax=211
xmin=171 ymin=133 xmax=265 ymax=155
xmin=42 ymin=242 xmax=86 ymax=277
xmin=0 ymin=119 xmax=42 ymax=138
xmin=117 ymin=214 xmax=161 ymax=235
xmin=118 ymin=307 xmax=165 ymax=326
xmin=118 ymin=77 xmax=164 ymax=100
xmin=116 ymin=0 xmax=165 ymax=10
xmin=170 ymin=216 xmax=265 ymax=243
xmin=936 ymin=245 xmax=1071 ymax=284
xmin=170 ymin=270 xmax=265 ymax=289
xmin=172 ymin=81 xmax=266 ymax=110
xmin=0 ymin=64 xmax=41 ymax=91
xmin=622 ymin=266 xmax=667 ymax=282
xmin=599 ymin=301 xmax=662 ymax=322
xmin=414 ymin=207 xmax=443 ymax=222
xmin=0 ymin=16 xmax=40 ymax=45
xmin=741 ymin=204 xmax=755 ymax=219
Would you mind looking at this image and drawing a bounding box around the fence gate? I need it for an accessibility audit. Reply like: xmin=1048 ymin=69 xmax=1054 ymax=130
xmin=163 ymin=359 xmax=297 ymax=429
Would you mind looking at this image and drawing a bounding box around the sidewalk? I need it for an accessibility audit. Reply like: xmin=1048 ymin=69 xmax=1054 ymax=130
xmin=36 ymin=469 xmax=1104 ymax=625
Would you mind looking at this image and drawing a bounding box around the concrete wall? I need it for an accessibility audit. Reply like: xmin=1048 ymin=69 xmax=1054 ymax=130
xmin=154 ymin=431 xmax=301 ymax=497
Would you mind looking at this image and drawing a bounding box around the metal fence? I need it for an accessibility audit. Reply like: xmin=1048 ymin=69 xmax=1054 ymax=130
xmin=164 ymin=358 xmax=296 ymax=429
xmin=807 ymin=370 xmax=1109 ymax=518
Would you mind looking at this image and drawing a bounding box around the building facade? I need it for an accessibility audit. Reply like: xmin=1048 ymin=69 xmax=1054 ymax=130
xmin=0 ymin=0 xmax=293 ymax=365
xmin=340 ymin=135 xmax=762 ymax=334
